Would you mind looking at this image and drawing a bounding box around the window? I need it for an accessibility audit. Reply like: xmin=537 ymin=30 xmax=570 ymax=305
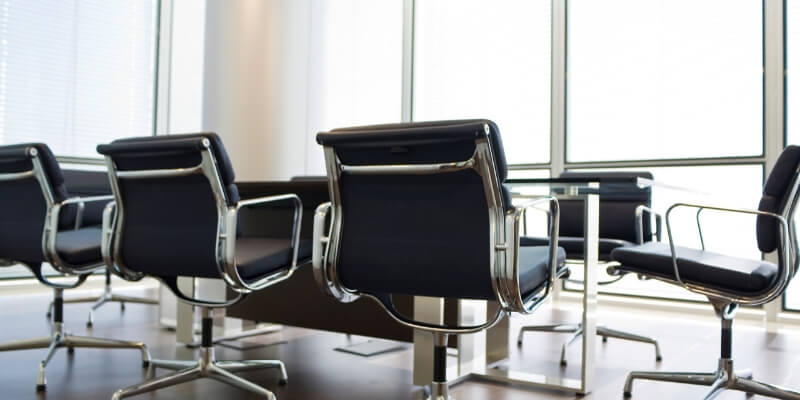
xmin=305 ymin=0 xmax=404 ymax=175
xmin=169 ymin=0 xmax=205 ymax=134
xmin=413 ymin=0 xmax=552 ymax=165
xmin=567 ymin=0 xmax=762 ymax=162
xmin=0 ymin=0 xmax=158 ymax=158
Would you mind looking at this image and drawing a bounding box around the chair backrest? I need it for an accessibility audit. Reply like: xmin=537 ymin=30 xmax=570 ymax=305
xmin=557 ymin=171 xmax=653 ymax=243
xmin=757 ymin=145 xmax=800 ymax=259
xmin=316 ymin=120 xmax=511 ymax=301
xmin=0 ymin=143 xmax=67 ymax=264
xmin=97 ymin=133 xmax=238 ymax=279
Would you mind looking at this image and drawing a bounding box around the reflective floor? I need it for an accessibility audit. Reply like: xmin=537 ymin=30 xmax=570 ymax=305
xmin=0 ymin=288 xmax=798 ymax=400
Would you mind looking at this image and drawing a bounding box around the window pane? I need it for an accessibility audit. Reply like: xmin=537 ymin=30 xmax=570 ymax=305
xmin=305 ymin=0 xmax=404 ymax=175
xmin=413 ymin=0 xmax=551 ymax=164
xmin=0 ymin=0 xmax=158 ymax=158
xmin=567 ymin=0 xmax=762 ymax=162
xmin=565 ymin=165 xmax=763 ymax=301
xmin=169 ymin=0 xmax=206 ymax=134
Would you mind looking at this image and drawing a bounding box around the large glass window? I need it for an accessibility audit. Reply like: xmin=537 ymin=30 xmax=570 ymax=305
xmin=413 ymin=0 xmax=551 ymax=165
xmin=0 ymin=0 xmax=159 ymax=158
xmin=783 ymin=0 xmax=800 ymax=310
xmin=567 ymin=0 xmax=762 ymax=162
xmin=305 ymin=0 xmax=404 ymax=175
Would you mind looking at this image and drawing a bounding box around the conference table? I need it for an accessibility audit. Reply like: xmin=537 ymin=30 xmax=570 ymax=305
xmin=178 ymin=176 xmax=662 ymax=396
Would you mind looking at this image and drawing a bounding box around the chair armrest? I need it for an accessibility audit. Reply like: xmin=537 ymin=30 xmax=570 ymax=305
xmin=500 ymin=195 xmax=561 ymax=314
xmin=664 ymin=202 xmax=792 ymax=305
xmin=62 ymin=195 xmax=114 ymax=230
xmin=222 ymin=193 xmax=303 ymax=292
xmin=41 ymin=195 xmax=114 ymax=275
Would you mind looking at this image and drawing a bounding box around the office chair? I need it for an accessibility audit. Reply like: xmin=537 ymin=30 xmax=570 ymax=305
xmin=313 ymin=120 xmax=568 ymax=400
xmin=0 ymin=143 xmax=151 ymax=391
xmin=97 ymin=133 xmax=310 ymax=400
xmin=610 ymin=145 xmax=800 ymax=399
xmin=517 ymin=171 xmax=663 ymax=366
xmin=44 ymin=170 xmax=158 ymax=326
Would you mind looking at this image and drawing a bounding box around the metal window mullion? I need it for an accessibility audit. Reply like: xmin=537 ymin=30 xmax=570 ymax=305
xmin=765 ymin=0 xmax=787 ymax=321
xmin=401 ymin=0 xmax=415 ymax=123
xmin=550 ymin=0 xmax=567 ymax=179
xmin=154 ymin=0 xmax=173 ymax=136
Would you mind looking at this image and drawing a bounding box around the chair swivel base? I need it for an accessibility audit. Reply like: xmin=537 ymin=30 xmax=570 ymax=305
xmin=517 ymin=323 xmax=662 ymax=366
xmin=46 ymin=270 xmax=158 ymax=327
xmin=112 ymin=308 xmax=287 ymax=400
xmin=624 ymin=358 xmax=800 ymax=400
xmin=0 ymin=289 xmax=150 ymax=392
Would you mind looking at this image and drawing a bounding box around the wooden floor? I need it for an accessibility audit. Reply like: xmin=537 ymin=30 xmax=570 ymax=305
xmin=1 ymin=288 xmax=799 ymax=400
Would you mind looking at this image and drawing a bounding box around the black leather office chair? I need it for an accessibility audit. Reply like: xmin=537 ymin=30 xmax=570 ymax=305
xmin=46 ymin=170 xmax=159 ymax=327
xmin=313 ymin=120 xmax=567 ymax=399
xmin=610 ymin=146 xmax=800 ymax=400
xmin=97 ymin=133 xmax=311 ymax=400
xmin=517 ymin=171 xmax=663 ymax=365
xmin=0 ymin=143 xmax=150 ymax=392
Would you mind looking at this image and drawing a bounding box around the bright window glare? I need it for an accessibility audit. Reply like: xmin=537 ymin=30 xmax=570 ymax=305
xmin=305 ymin=0 xmax=404 ymax=175
xmin=413 ymin=0 xmax=551 ymax=164
xmin=567 ymin=0 xmax=762 ymax=162
xmin=0 ymin=0 xmax=158 ymax=158
xmin=567 ymin=165 xmax=763 ymax=301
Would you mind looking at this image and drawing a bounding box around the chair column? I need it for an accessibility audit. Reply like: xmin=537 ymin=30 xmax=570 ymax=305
xmin=429 ymin=332 xmax=450 ymax=400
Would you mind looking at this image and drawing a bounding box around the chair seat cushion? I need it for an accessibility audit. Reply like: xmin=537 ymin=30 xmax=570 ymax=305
xmin=519 ymin=244 xmax=567 ymax=298
xmin=56 ymin=227 xmax=102 ymax=265
xmin=520 ymin=236 xmax=633 ymax=261
xmin=236 ymin=238 xmax=312 ymax=280
xmin=611 ymin=242 xmax=778 ymax=294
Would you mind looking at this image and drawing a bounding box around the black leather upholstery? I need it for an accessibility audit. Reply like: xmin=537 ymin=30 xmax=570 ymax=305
xmin=522 ymin=171 xmax=652 ymax=261
xmin=236 ymin=238 xmax=312 ymax=280
xmin=0 ymin=143 xmax=67 ymax=264
xmin=611 ymin=242 xmax=778 ymax=294
xmin=520 ymin=236 xmax=633 ymax=261
xmin=97 ymin=133 xmax=300 ymax=283
xmin=757 ymin=145 xmax=800 ymax=252
xmin=317 ymin=120 xmax=563 ymax=301
xmin=519 ymin=246 xmax=567 ymax=298
xmin=56 ymin=227 xmax=103 ymax=266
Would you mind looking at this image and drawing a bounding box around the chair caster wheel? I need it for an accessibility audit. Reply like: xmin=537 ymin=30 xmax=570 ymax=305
xmin=656 ymin=355 xmax=662 ymax=362
xmin=517 ymin=340 xmax=523 ymax=347
xmin=86 ymin=321 xmax=93 ymax=328
xmin=36 ymin=384 xmax=46 ymax=392
xmin=623 ymin=391 xmax=632 ymax=398
xmin=67 ymin=347 xmax=75 ymax=354
xmin=120 ymin=302 xmax=126 ymax=311
xmin=45 ymin=312 xmax=51 ymax=318
xmin=602 ymin=336 xmax=608 ymax=343
xmin=560 ymin=360 xmax=567 ymax=367
xmin=746 ymin=393 xmax=755 ymax=398
xmin=278 ymin=379 xmax=288 ymax=386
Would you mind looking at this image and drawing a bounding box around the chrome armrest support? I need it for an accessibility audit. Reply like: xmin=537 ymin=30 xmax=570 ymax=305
xmin=101 ymin=201 xmax=144 ymax=281
xmin=42 ymin=195 xmax=114 ymax=276
xmin=664 ymin=202 xmax=791 ymax=305
xmin=635 ymin=205 xmax=662 ymax=244
xmin=312 ymin=202 xmax=360 ymax=303
xmin=498 ymin=195 xmax=560 ymax=314
xmin=62 ymin=195 xmax=115 ymax=230
xmin=221 ymin=193 xmax=304 ymax=293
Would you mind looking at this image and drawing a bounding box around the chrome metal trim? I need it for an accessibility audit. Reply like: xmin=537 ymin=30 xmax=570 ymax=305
xmin=340 ymin=159 xmax=475 ymax=175
xmin=0 ymin=170 xmax=35 ymax=181
xmin=115 ymin=165 xmax=203 ymax=179
xmin=634 ymin=205 xmax=661 ymax=244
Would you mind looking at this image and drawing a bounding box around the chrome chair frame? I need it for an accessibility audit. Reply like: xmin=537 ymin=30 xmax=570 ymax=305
xmin=518 ymin=201 xmax=663 ymax=366
xmin=0 ymin=145 xmax=150 ymax=392
xmin=617 ymin=164 xmax=800 ymax=400
xmin=102 ymin=137 xmax=301 ymax=400
xmin=313 ymin=125 xmax=563 ymax=400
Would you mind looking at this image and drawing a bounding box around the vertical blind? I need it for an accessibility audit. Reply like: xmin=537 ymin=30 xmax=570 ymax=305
xmin=0 ymin=0 xmax=158 ymax=159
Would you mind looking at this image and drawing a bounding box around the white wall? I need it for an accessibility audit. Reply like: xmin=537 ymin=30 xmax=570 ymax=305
xmin=201 ymin=0 xmax=311 ymax=181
